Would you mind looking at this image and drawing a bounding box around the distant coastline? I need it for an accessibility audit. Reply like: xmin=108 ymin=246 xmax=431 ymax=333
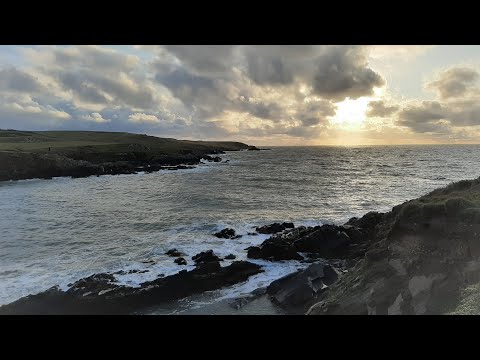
xmin=0 ymin=130 xmax=259 ymax=182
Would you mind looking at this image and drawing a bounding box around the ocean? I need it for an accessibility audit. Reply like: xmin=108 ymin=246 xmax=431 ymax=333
xmin=2 ymin=145 xmax=480 ymax=313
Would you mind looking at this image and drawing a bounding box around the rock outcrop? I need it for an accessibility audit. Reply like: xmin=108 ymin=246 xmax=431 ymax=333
xmin=0 ymin=261 xmax=263 ymax=314
xmin=307 ymin=178 xmax=480 ymax=315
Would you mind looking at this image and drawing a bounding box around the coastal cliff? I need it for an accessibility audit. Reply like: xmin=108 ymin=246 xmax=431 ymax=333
xmin=0 ymin=130 xmax=256 ymax=181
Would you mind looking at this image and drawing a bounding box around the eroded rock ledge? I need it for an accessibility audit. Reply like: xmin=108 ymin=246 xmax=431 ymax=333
xmin=0 ymin=261 xmax=262 ymax=315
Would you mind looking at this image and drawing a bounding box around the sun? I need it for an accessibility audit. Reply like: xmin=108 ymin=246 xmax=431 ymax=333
xmin=331 ymin=97 xmax=371 ymax=130
xmin=331 ymin=88 xmax=384 ymax=130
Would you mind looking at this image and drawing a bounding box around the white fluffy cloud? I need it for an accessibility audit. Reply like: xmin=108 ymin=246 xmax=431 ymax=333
xmin=128 ymin=113 xmax=160 ymax=123
xmin=81 ymin=112 xmax=110 ymax=123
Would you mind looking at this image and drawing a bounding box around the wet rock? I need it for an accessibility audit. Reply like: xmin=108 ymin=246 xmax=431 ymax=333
xmin=293 ymin=224 xmax=351 ymax=258
xmin=267 ymin=262 xmax=341 ymax=310
xmin=256 ymin=222 xmax=293 ymax=234
xmin=165 ymin=249 xmax=184 ymax=257
xmin=192 ymin=250 xmax=222 ymax=264
xmin=247 ymin=239 xmax=303 ymax=261
xmin=213 ymin=228 xmax=237 ymax=239
xmin=344 ymin=211 xmax=384 ymax=237
xmin=174 ymin=257 xmax=187 ymax=266
xmin=225 ymin=254 xmax=236 ymax=260
xmin=0 ymin=261 xmax=263 ymax=315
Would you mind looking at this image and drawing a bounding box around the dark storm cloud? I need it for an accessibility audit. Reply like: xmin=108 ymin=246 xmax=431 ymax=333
xmin=295 ymin=100 xmax=336 ymax=126
xmin=246 ymin=54 xmax=293 ymax=86
xmin=366 ymin=100 xmax=399 ymax=117
xmin=0 ymin=67 xmax=44 ymax=93
xmin=57 ymin=72 xmax=110 ymax=104
xmin=399 ymin=101 xmax=446 ymax=123
xmin=312 ymin=46 xmax=384 ymax=100
xmin=427 ymin=67 xmax=479 ymax=99
xmin=396 ymin=101 xmax=449 ymax=133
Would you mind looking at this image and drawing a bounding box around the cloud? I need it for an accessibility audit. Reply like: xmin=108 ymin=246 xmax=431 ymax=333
xmin=0 ymin=67 xmax=44 ymax=93
xmin=163 ymin=45 xmax=237 ymax=76
xmin=366 ymin=100 xmax=399 ymax=117
xmin=311 ymin=46 xmax=384 ymax=100
xmin=81 ymin=112 xmax=110 ymax=123
xmin=368 ymin=45 xmax=436 ymax=61
xmin=295 ymin=99 xmax=336 ymax=126
xmin=128 ymin=112 xmax=160 ymax=123
xmin=426 ymin=67 xmax=479 ymax=99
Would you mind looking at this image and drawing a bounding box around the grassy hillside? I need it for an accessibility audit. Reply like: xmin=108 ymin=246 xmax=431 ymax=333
xmin=0 ymin=130 xmax=253 ymax=181
xmin=307 ymin=175 xmax=480 ymax=315
xmin=0 ymin=130 xmax=249 ymax=154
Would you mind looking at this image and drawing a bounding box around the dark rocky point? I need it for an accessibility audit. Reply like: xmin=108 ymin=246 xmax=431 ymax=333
xmin=213 ymin=228 xmax=237 ymax=239
xmin=247 ymin=238 xmax=303 ymax=261
xmin=255 ymin=222 xmax=294 ymax=234
xmin=192 ymin=250 xmax=223 ymax=264
xmin=165 ymin=248 xmax=184 ymax=257
xmin=0 ymin=261 xmax=263 ymax=314
xmin=174 ymin=257 xmax=187 ymax=266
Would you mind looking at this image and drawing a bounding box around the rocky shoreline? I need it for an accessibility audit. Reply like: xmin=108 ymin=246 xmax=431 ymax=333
xmin=0 ymin=150 xmax=258 ymax=182
xmin=0 ymin=130 xmax=260 ymax=182
xmin=3 ymin=176 xmax=480 ymax=315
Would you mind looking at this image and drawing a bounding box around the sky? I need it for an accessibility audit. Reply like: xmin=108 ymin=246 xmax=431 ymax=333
xmin=1 ymin=45 xmax=480 ymax=145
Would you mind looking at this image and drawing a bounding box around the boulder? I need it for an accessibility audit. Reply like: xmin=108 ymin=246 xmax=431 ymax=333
xmin=267 ymin=262 xmax=341 ymax=310
xmin=293 ymin=224 xmax=351 ymax=257
xmin=213 ymin=228 xmax=237 ymax=239
xmin=174 ymin=257 xmax=187 ymax=265
xmin=192 ymin=250 xmax=222 ymax=264
xmin=256 ymin=222 xmax=294 ymax=234
xmin=247 ymin=239 xmax=303 ymax=261
xmin=165 ymin=249 xmax=184 ymax=257
xmin=225 ymin=254 xmax=236 ymax=260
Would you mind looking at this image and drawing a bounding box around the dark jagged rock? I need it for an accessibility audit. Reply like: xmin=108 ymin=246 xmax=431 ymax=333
xmin=267 ymin=262 xmax=342 ymax=311
xmin=174 ymin=257 xmax=187 ymax=265
xmin=165 ymin=249 xmax=184 ymax=257
xmin=115 ymin=269 xmax=150 ymax=275
xmin=202 ymin=155 xmax=222 ymax=162
xmin=293 ymin=224 xmax=352 ymax=258
xmin=192 ymin=250 xmax=222 ymax=264
xmin=344 ymin=211 xmax=385 ymax=238
xmin=247 ymin=239 xmax=303 ymax=261
xmin=0 ymin=261 xmax=263 ymax=314
xmin=256 ymin=222 xmax=294 ymax=234
xmin=225 ymin=254 xmax=236 ymax=260
xmin=213 ymin=228 xmax=237 ymax=239
xmin=247 ymin=232 xmax=258 ymax=236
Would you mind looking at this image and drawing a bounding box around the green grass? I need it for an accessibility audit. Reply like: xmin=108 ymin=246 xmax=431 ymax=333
xmin=0 ymin=130 xmax=250 ymax=154
xmin=447 ymin=283 xmax=480 ymax=315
